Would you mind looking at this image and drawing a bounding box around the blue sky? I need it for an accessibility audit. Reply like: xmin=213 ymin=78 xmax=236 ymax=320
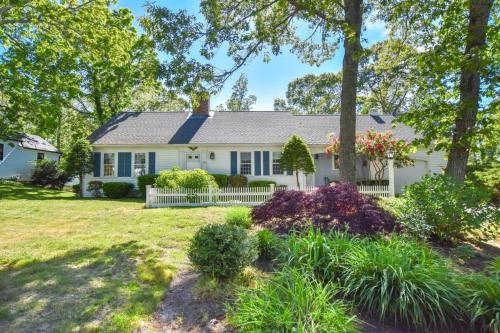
xmin=118 ymin=0 xmax=388 ymax=110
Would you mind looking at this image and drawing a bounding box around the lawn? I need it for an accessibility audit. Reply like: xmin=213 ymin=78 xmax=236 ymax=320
xmin=0 ymin=181 xmax=226 ymax=332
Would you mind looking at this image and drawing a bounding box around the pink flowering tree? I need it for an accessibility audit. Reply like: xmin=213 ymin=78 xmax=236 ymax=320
xmin=326 ymin=130 xmax=414 ymax=182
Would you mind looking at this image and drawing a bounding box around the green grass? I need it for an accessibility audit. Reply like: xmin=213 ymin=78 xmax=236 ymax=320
xmin=0 ymin=181 xmax=226 ymax=332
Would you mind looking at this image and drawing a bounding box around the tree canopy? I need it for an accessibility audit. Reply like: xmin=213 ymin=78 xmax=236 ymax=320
xmin=225 ymin=74 xmax=257 ymax=111
xmin=281 ymin=135 xmax=316 ymax=188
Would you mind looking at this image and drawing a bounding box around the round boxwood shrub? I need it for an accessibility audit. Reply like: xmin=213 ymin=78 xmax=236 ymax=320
xmin=102 ymin=182 xmax=133 ymax=199
xmin=229 ymin=174 xmax=247 ymax=187
xmin=210 ymin=174 xmax=229 ymax=187
xmin=248 ymin=180 xmax=277 ymax=188
xmin=137 ymin=174 xmax=158 ymax=197
xmin=188 ymin=224 xmax=258 ymax=279
xmin=155 ymin=167 xmax=218 ymax=189
xmin=225 ymin=206 xmax=252 ymax=228
xmin=87 ymin=180 xmax=103 ymax=197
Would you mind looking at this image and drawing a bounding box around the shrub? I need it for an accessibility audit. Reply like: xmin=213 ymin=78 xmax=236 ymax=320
xmin=248 ymin=180 xmax=277 ymax=188
xmin=229 ymin=174 xmax=247 ymax=187
xmin=188 ymin=224 xmax=258 ymax=279
xmin=256 ymin=229 xmax=280 ymax=260
xmin=137 ymin=174 xmax=158 ymax=197
xmin=102 ymin=182 xmax=133 ymax=199
xmin=252 ymin=183 xmax=397 ymax=234
xmin=210 ymin=174 xmax=229 ymax=187
xmin=87 ymin=180 xmax=103 ymax=197
xmin=225 ymin=206 xmax=252 ymax=229
xmin=341 ymin=236 xmax=464 ymax=330
xmin=396 ymin=175 xmax=498 ymax=241
xmin=155 ymin=167 xmax=218 ymax=189
xmin=460 ymin=274 xmax=500 ymax=333
xmin=467 ymin=162 xmax=500 ymax=205
xmin=228 ymin=268 xmax=358 ymax=333
xmin=72 ymin=184 xmax=80 ymax=194
xmin=31 ymin=159 xmax=69 ymax=189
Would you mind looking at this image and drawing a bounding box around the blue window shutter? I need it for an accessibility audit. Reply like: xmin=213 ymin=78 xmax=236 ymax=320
xmin=230 ymin=151 xmax=237 ymax=175
xmin=148 ymin=152 xmax=156 ymax=174
xmin=93 ymin=152 xmax=101 ymax=177
xmin=263 ymin=151 xmax=270 ymax=176
xmin=118 ymin=152 xmax=132 ymax=177
xmin=254 ymin=151 xmax=261 ymax=176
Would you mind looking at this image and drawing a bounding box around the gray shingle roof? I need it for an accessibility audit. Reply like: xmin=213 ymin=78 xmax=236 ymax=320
xmin=88 ymin=112 xmax=417 ymax=146
xmin=8 ymin=133 xmax=61 ymax=153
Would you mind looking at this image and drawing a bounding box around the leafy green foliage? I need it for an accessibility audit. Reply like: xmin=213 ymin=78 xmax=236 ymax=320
xmin=102 ymin=182 xmax=133 ymax=199
xmin=467 ymin=162 xmax=500 ymax=205
xmin=62 ymin=138 xmax=93 ymax=196
xmin=86 ymin=181 xmax=103 ymax=198
xmin=137 ymin=174 xmax=159 ymax=197
xmin=188 ymin=224 xmax=258 ymax=279
xmin=256 ymin=229 xmax=280 ymax=260
xmin=395 ymin=175 xmax=498 ymax=241
xmin=248 ymin=180 xmax=276 ymax=188
xmin=155 ymin=168 xmax=218 ymax=189
xmin=280 ymin=135 xmax=315 ymax=187
xmin=228 ymin=268 xmax=359 ymax=333
xmin=31 ymin=159 xmax=68 ymax=190
xmin=225 ymin=74 xmax=257 ymax=111
xmin=210 ymin=174 xmax=229 ymax=187
xmin=229 ymin=174 xmax=247 ymax=187
xmin=460 ymin=274 xmax=500 ymax=333
xmin=225 ymin=207 xmax=252 ymax=229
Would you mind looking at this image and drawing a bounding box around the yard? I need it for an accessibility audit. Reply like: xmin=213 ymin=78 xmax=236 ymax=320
xmin=0 ymin=181 xmax=226 ymax=332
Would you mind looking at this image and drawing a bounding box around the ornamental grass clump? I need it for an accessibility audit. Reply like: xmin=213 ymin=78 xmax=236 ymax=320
xmin=228 ymin=268 xmax=359 ymax=333
xmin=252 ymin=182 xmax=397 ymax=234
xmin=225 ymin=206 xmax=252 ymax=229
xmin=341 ymin=236 xmax=464 ymax=330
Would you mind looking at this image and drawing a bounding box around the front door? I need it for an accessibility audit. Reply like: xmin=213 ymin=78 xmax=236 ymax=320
xmin=186 ymin=153 xmax=201 ymax=170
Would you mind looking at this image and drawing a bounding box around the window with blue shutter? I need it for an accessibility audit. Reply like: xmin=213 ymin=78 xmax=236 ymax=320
xmin=254 ymin=151 xmax=261 ymax=176
xmin=230 ymin=151 xmax=237 ymax=175
xmin=263 ymin=151 xmax=270 ymax=176
xmin=118 ymin=152 xmax=132 ymax=177
xmin=93 ymin=152 xmax=101 ymax=177
xmin=148 ymin=152 xmax=156 ymax=174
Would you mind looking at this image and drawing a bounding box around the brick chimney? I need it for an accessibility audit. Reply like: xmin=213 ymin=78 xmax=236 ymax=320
xmin=193 ymin=96 xmax=210 ymax=116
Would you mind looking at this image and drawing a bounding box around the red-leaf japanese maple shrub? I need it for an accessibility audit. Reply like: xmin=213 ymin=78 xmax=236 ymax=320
xmin=252 ymin=183 xmax=397 ymax=234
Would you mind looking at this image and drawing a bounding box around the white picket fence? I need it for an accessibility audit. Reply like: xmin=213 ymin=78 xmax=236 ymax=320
xmin=145 ymin=184 xmax=391 ymax=208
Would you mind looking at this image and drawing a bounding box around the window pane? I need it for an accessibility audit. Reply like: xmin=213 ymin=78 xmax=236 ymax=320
xmin=272 ymin=152 xmax=282 ymax=175
xmin=134 ymin=153 xmax=146 ymax=177
xmin=240 ymin=152 xmax=252 ymax=175
xmin=37 ymin=152 xmax=44 ymax=160
xmin=333 ymin=155 xmax=340 ymax=169
xmin=104 ymin=153 xmax=115 ymax=177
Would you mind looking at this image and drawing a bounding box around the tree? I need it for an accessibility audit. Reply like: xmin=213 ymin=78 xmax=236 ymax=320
xmin=327 ymin=130 xmax=414 ymax=182
xmin=225 ymin=74 xmax=257 ymax=111
xmin=275 ymin=73 xmax=342 ymax=114
xmin=129 ymin=85 xmax=189 ymax=112
xmin=382 ymin=0 xmax=498 ymax=184
xmin=280 ymin=135 xmax=316 ymax=188
xmin=143 ymin=0 xmax=371 ymax=183
xmin=63 ymin=138 xmax=93 ymax=197
xmin=273 ymin=98 xmax=293 ymax=111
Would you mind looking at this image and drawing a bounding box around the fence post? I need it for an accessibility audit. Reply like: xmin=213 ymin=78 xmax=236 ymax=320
xmin=270 ymin=183 xmax=275 ymax=197
xmin=208 ymin=185 xmax=213 ymax=203
xmin=388 ymin=158 xmax=395 ymax=197
xmin=146 ymin=185 xmax=151 ymax=208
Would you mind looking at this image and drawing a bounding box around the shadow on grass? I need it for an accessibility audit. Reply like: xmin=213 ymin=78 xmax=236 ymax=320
xmin=0 ymin=241 xmax=175 ymax=332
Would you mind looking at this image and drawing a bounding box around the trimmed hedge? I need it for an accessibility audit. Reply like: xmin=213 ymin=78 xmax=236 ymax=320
xmin=248 ymin=180 xmax=277 ymax=188
xmin=229 ymin=174 xmax=247 ymax=187
xmin=210 ymin=174 xmax=229 ymax=187
xmin=137 ymin=174 xmax=159 ymax=197
xmin=155 ymin=167 xmax=218 ymax=189
xmin=102 ymin=182 xmax=133 ymax=199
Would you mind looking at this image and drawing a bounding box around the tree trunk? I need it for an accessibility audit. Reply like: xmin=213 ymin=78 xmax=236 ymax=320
xmin=79 ymin=173 xmax=84 ymax=197
xmin=445 ymin=0 xmax=493 ymax=184
xmin=295 ymin=170 xmax=300 ymax=189
xmin=339 ymin=0 xmax=362 ymax=184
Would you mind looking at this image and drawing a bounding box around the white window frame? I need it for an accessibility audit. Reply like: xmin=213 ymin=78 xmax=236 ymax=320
xmin=332 ymin=154 xmax=340 ymax=170
xmin=239 ymin=152 xmax=252 ymax=175
xmin=272 ymin=151 xmax=283 ymax=175
xmin=134 ymin=152 xmax=147 ymax=177
xmin=103 ymin=153 xmax=115 ymax=177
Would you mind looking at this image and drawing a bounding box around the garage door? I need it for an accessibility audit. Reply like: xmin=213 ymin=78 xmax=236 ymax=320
xmin=395 ymin=160 xmax=428 ymax=194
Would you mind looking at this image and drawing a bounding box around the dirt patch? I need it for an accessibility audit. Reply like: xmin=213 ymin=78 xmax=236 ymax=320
xmin=141 ymin=269 xmax=232 ymax=333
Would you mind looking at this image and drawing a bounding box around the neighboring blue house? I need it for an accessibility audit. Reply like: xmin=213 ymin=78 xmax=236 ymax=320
xmin=0 ymin=133 xmax=61 ymax=181
xmin=84 ymin=101 xmax=447 ymax=196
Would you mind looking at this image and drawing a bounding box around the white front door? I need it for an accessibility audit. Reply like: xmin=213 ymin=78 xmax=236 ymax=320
xmin=186 ymin=153 xmax=201 ymax=170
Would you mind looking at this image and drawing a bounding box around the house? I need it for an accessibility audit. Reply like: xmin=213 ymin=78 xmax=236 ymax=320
xmin=0 ymin=133 xmax=62 ymax=181
xmin=85 ymin=101 xmax=446 ymax=197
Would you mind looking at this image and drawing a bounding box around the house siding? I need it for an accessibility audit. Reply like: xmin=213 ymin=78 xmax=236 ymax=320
xmin=0 ymin=139 xmax=60 ymax=181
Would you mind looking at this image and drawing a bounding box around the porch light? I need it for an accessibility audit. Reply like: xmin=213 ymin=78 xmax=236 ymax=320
xmin=386 ymin=149 xmax=394 ymax=159
xmin=209 ymin=152 xmax=215 ymax=160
